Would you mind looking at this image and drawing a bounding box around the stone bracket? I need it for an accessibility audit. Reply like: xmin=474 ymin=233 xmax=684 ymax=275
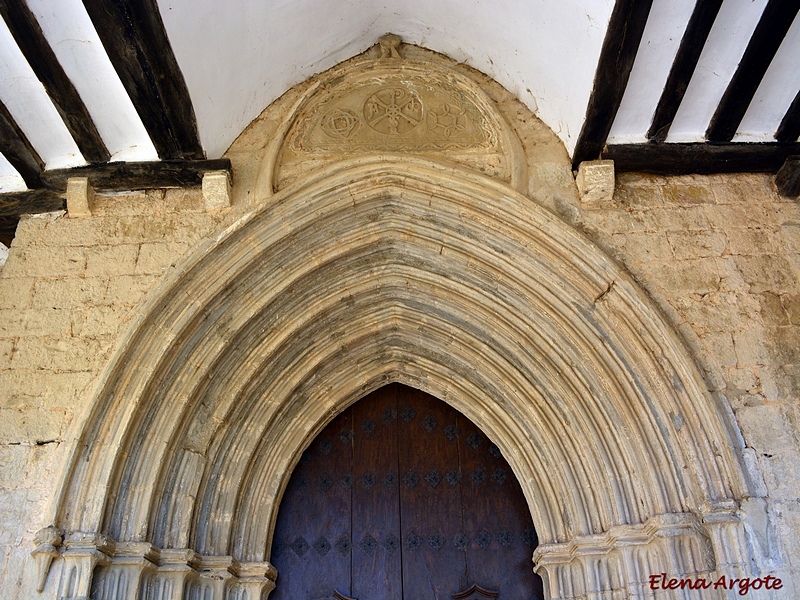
xmin=575 ymin=159 xmax=615 ymax=205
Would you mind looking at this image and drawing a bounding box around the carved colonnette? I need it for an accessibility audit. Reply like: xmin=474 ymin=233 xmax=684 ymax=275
xmin=534 ymin=508 xmax=765 ymax=600
xmin=47 ymin=535 xmax=276 ymax=600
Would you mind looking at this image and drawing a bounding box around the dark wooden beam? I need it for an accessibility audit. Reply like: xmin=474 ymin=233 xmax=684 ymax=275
xmin=0 ymin=215 xmax=18 ymax=247
xmin=0 ymin=100 xmax=43 ymax=188
xmin=776 ymin=156 xmax=800 ymax=197
xmin=647 ymin=0 xmax=723 ymax=142
xmin=775 ymin=89 xmax=800 ymax=143
xmin=40 ymin=159 xmax=230 ymax=192
xmin=82 ymin=0 xmax=204 ymax=160
xmin=706 ymin=0 xmax=800 ymax=142
xmin=605 ymin=142 xmax=800 ymax=174
xmin=572 ymin=0 xmax=654 ymax=169
xmin=0 ymin=0 xmax=110 ymax=163
xmin=0 ymin=188 xmax=64 ymax=217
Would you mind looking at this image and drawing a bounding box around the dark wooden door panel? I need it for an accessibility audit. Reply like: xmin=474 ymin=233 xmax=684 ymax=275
xmin=351 ymin=386 xmax=403 ymax=600
xmin=270 ymin=383 xmax=543 ymax=600
xmin=397 ymin=386 xmax=467 ymax=599
xmin=270 ymin=410 xmax=354 ymax=600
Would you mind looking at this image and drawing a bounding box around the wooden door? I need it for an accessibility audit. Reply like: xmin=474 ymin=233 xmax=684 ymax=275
xmin=270 ymin=384 xmax=544 ymax=600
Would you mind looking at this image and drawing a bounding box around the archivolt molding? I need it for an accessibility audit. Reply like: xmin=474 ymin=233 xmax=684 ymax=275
xmin=41 ymin=156 xmax=753 ymax=599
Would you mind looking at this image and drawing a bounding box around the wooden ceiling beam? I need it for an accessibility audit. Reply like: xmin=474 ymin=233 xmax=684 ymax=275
xmin=82 ymin=0 xmax=204 ymax=160
xmin=0 ymin=0 xmax=110 ymax=163
xmin=647 ymin=0 xmax=723 ymax=142
xmin=706 ymin=0 xmax=800 ymax=142
xmin=776 ymin=156 xmax=800 ymax=197
xmin=571 ymin=0 xmax=654 ymax=169
xmin=0 ymin=100 xmax=43 ymax=188
xmin=775 ymin=89 xmax=800 ymax=143
xmin=604 ymin=142 xmax=800 ymax=174
xmin=0 ymin=189 xmax=64 ymax=218
xmin=39 ymin=159 xmax=231 ymax=193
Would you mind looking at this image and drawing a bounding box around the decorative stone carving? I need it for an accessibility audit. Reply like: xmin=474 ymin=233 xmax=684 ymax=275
xmin=534 ymin=513 xmax=726 ymax=600
xmin=58 ymin=533 xmax=113 ymax=599
xmin=274 ymin=36 xmax=526 ymax=190
xmin=31 ymin=526 xmax=63 ymax=592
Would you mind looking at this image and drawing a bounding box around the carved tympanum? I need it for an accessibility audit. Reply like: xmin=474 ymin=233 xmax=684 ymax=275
xmin=274 ymin=36 xmax=523 ymax=190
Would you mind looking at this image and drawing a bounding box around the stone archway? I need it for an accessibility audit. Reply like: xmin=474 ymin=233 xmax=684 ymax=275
xmin=38 ymin=42 xmax=755 ymax=600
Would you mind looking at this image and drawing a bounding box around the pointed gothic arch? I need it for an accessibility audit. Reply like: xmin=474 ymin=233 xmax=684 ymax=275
xmin=38 ymin=45 xmax=756 ymax=600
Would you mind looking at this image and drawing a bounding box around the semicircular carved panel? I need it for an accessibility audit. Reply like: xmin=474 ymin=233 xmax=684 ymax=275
xmin=274 ymin=39 xmax=525 ymax=191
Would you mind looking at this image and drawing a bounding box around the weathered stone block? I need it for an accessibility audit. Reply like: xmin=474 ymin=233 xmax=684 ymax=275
xmin=0 ymin=247 xmax=87 ymax=278
xmin=0 ymin=277 xmax=35 ymax=309
xmin=666 ymin=230 xmax=728 ymax=259
xmin=0 ymin=309 xmax=71 ymax=338
xmin=725 ymin=226 xmax=778 ymax=256
xmin=69 ymin=306 xmax=132 ymax=338
xmin=647 ymin=258 xmax=721 ymax=295
xmin=0 ymin=406 xmax=70 ymax=444
xmin=31 ymin=278 xmax=109 ymax=309
xmin=203 ymin=170 xmax=232 ymax=210
xmin=105 ymin=274 xmax=161 ymax=305
xmin=1 ymin=370 xmax=94 ymax=407
xmin=66 ymin=177 xmax=95 ymax=218
xmin=734 ymin=255 xmax=799 ymax=294
xmin=613 ymin=231 xmax=673 ymax=262
xmin=85 ymin=244 xmax=139 ymax=277
xmin=135 ymin=242 xmax=192 ymax=275
xmin=645 ymin=205 xmax=711 ymax=231
xmin=11 ymin=336 xmax=113 ymax=372
xmin=663 ymin=180 xmax=713 ymax=205
xmin=575 ymin=160 xmax=614 ymax=206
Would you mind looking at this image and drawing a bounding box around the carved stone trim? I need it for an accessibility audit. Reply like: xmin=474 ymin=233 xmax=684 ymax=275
xmin=273 ymin=37 xmax=527 ymax=191
xmin=31 ymin=525 xmax=62 ymax=592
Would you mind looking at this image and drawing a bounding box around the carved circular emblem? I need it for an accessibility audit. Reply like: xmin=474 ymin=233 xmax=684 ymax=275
xmin=321 ymin=108 xmax=360 ymax=139
xmin=363 ymin=87 xmax=423 ymax=135
xmin=428 ymin=103 xmax=467 ymax=138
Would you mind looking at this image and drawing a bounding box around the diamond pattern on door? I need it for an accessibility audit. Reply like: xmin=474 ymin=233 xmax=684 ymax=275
xmin=270 ymin=384 xmax=544 ymax=599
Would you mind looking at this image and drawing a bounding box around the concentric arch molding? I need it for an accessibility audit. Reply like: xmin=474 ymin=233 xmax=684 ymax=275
xmin=42 ymin=156 xmax=753 ymax=598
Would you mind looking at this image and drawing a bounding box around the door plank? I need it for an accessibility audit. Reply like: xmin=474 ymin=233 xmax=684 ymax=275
xmin=397 ymin=386 xmax=468 ymax=598
xmin=351 ymin=386 xmax=403 ymax=600
xmin=270 ymin=410 xmax=354 ymax=599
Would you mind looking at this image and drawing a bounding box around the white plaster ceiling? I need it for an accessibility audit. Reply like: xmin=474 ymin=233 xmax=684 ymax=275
xmin=0 ymin=0 xmax=798 ymax=192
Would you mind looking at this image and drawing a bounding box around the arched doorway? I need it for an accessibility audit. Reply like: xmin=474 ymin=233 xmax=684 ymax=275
xmin=271 ymin=384 xmax=544 ymax=600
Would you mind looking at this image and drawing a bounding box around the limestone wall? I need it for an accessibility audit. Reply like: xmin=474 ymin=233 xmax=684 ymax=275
xmin=0 ymin=190 xmax=229 ymax=597
xmin=577 ymin=172 xmax=800 ymax=594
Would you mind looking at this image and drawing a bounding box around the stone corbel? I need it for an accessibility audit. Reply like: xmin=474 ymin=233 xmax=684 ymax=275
xmin=192 ymin=555 xmax=238 ymax=598
xmin=232 ymin=561 xmax=278 ymax=599
xmin=145 ymin=548 xmax=202 ymax=600
xmin=31 ymin=526 xmax=63 ymax=592
xmin=58 ymin=532 xmax=113 ymax=599
xmin=92 ymin=542 xmax=159 ymax=600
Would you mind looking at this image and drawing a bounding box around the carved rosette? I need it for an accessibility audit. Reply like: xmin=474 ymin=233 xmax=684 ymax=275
xmin=274 ymin=41 xmax=524 ymax=190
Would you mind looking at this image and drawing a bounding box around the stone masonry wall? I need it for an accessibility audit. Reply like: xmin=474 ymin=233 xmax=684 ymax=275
xmin=0 ymin=170 xmax=798 ymax=596
xmin=578 ymin=172 xmax=800 ymax=595
xmin=0 ymin=189 xmax=227 ymax=597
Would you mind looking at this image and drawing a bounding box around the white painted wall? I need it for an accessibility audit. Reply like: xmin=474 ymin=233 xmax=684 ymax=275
xmin=608 ymin=0 xmax=696 ymax=144
xmin=736 ymin=11 xmax=800 ymax=142
xmin=157 ymin=0 xmax=615 ymax=158
xmin=0 ymin=17 xmax=83 ymax=169
xmin=26 ymin=0 xmax=159 ymax=161
xmin=668 ymin=0 xmax=768 ymax=143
